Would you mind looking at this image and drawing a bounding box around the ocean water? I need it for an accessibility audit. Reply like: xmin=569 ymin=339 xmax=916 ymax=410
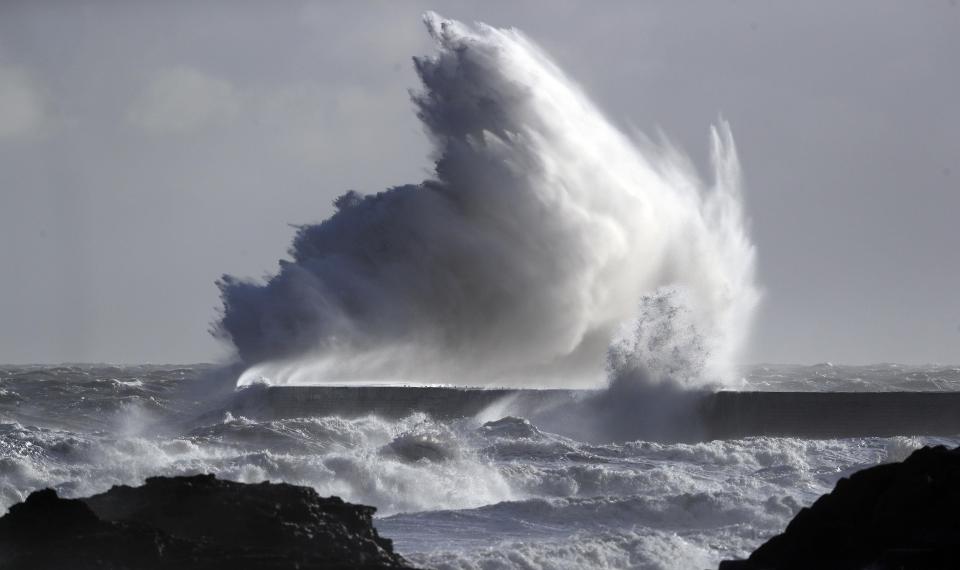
xmin=1 ymin=364 xmax=959 ymax=569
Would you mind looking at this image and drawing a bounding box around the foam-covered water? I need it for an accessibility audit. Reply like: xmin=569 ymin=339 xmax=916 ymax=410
xmin=740 ymin=362 xmax=960 ymax=392
xmin=2 ymin=364 xmax=958 ymax=569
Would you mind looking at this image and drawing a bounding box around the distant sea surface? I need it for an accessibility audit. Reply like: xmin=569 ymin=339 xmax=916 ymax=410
xmin=1 ymin=363 xmax=958 ymax=569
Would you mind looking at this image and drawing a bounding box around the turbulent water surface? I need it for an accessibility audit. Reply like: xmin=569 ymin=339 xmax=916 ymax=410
xmin=1 ymin=364 xmax=958 ymax=569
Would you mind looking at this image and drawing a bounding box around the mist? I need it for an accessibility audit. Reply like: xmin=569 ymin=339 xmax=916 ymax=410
xmin=216 ymin=14 xmax=759 ymax=389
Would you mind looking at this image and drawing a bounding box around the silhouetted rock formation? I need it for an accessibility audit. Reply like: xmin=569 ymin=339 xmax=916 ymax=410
xmin=720 ymin=445 xmax=960 ymax=570
xmin=0 ymin=474 xmax=416 ymax=570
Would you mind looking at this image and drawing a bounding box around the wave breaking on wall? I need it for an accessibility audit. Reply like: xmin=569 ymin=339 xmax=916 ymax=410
xmin=215 ymin=13 xmax=759 ymax=389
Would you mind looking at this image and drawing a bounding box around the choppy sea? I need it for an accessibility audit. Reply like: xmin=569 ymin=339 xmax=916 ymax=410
xmin=1 ymin=363 xmax=959 ymax=569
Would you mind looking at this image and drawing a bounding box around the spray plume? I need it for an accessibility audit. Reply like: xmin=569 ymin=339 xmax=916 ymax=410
xmin=215 ymin=13 xmax=759 ymax=389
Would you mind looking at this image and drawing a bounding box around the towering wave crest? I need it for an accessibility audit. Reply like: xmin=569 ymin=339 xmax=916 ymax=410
xmin=216 ymin=13 xmax=759 ymax=388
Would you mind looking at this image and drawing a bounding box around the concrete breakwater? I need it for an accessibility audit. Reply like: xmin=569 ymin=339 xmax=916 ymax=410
xmin=226 ymin=386 xmax=960 ymax=441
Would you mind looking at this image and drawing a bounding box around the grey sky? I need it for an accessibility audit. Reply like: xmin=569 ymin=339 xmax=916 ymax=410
xmin=0 ymin=1 xmax=957 ymax=365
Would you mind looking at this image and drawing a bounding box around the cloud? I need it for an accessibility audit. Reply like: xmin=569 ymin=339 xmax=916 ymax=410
xmin=128 ymin=66 xmax=240 ymax=134
xmin=0 ymin=65 xmax=45 ymax=140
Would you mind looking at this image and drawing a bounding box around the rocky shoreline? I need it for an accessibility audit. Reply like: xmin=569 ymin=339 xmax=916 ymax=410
xmin=721 ymin=445 xmax=960 ymax=570
xmin=0 ymin=474 xmax=416 ymax=570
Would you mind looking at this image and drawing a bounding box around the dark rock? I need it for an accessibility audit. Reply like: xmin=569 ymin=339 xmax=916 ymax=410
xmin=719 ymin=445 xmax=960 ymax=570
xmin=479 ymin=416 xmax=542 ymax=439
xmin=382 ymin=432 xmax=456 ymax=462
xmin=0 ymin=474 xmax=417 ymax=570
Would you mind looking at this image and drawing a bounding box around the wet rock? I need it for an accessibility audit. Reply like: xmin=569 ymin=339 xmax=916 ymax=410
xmin=0 ymin=474 xmax=417 ymax=570
xmin=720 ymin=445 xmax=960 ymax=570
xmin=479 ymin=416 xmax=542 ymax=439
xmin=383 ymin=432 xmax=456 ymax=462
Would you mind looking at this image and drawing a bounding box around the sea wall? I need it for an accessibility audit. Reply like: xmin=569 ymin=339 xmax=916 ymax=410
xmin=225 ymin=387 xmax=960 ymax=441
